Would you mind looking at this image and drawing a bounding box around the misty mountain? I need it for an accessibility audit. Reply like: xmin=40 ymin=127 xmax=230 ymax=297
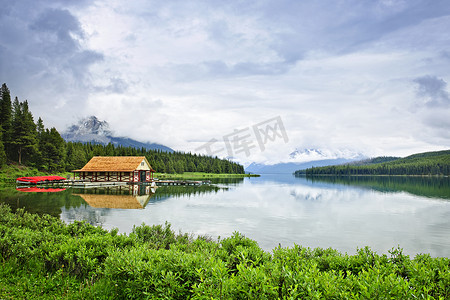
xmin=245 ymin=148 xmax=365 ymax=174
xmin=62 ymin=116 xmax=174 ymax=152
xmin=246 ymin=158 xmax=358 ymax=174
xmin=289 ymin=148 xmax=365 ymax=162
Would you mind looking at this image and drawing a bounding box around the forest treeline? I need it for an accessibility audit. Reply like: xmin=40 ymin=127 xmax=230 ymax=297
xmin=295 ymin=150 xmax=450 ymax=176
xmin=0 ymin=83 xmax=244 ymax=174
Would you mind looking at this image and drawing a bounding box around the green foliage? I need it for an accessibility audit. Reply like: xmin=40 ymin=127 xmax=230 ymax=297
xmin=0 ymin=203 xmax=449 ymax=299
xmin=37 ymin=127 xmax=66 ymax=172
xmin=218 ymin=232 xmax=271 ymax=272
xmin=0 ymin=128 xmax=6 ymax=168
xmin=130 ymin=222 xmax=192 ymax=250
xmin=104 ymin=246 xmax=215 ymax=299
xmin=0 ymin=164 xmax=55 ymax=183
xmin=296 ymin=150 xmax=450 ymax=176
xmin=65 ymin=141 xmax=87 ymax=171
xmin=72 ymin=143 xmax=245 ymax=174
xmin=10 ymin=98 xmax=38 ymax=165
xmin=0 ymin=84 xmax=12 ymax=155
xmin=350 ymin=156 xmax=401 ymax=166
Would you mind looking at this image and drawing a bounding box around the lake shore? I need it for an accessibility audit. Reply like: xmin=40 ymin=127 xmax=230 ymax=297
xmin=0 ymin=164 xmax=259 ymax=183
xmin=0 ymin=164 xmax=72 ymax=183
xmin=1 ymin=203 xmax=448 ymax=299
xmin=154 ymin=172 xmax=260 ymax=180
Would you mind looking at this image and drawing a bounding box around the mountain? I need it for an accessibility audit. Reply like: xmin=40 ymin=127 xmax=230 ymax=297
xmin=246 ymin=158 xmax=358 ymax=174
xmin=245 ymin=148 xmax=365 ymax=174
xmin=289 ymin=148 xmax=364 ymax=162
xmin=62 ymin=116 xmax=174 ymax=152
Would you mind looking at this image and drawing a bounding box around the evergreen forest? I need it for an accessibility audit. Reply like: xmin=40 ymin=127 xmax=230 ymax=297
xmin=295 ymin=150 xmax=450 ymax=176
xmin=0 ymin=83 xmax=244 ymax=174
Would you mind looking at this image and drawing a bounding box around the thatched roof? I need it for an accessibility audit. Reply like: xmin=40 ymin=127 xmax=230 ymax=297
xmin=74 ymin=156 xmax=154 ymax=172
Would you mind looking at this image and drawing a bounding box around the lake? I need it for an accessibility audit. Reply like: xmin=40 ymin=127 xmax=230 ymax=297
xmin=2 ymin=175 xmax=450 ymax=257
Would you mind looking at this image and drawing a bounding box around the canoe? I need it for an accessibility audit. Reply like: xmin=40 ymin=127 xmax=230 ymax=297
xmin=16 ymin=187 xmax=66 ymax=192
xmin=16 ymin=176 xmax=66 ymax=185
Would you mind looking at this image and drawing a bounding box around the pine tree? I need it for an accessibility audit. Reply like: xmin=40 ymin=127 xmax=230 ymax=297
xmin=36 ymin=117 xmax=45 ymax=137
xmin=39 ymin=127 xmax=66 ymax=171
xmin=65 ymin=142 xmax=87 ymax=171
xmin=34 ymin=117 xmax=45 ymax=167
xmin=10 ymin=98 xmax=38 ymax=165
xmin=0 ymin=83 xmax=12 ymax=159
xmin=0 ymin=127 xmax=6 ymax=168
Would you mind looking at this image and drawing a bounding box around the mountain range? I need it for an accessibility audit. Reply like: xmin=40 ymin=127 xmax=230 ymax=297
xmin=61 ymin=116 xmax=174 ymax=152
xmin=61 ymin=118 xmax=364 ymax=172
xmin=245 ymin=148 xmax=366 ymax=174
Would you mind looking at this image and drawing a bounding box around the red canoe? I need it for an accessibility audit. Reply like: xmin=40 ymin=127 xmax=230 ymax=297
xmin=16 ymin=187 xmax=66 ymax=193
xmin=16 ymin=176 xmax=66 ymax=185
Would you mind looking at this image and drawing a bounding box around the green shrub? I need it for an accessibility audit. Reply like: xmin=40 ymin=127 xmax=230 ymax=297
xmin=218 ymin=232 xmax=271 ymax=271
xmin=1 ymin=203 xmax=450 ymax=299
xmin=130 ymin=222 xmax=192 ymax=250
xmin=104 ymin=246 xmax=216 ymax=299
xmin=63 ymin=219 xmax=108 ymax=237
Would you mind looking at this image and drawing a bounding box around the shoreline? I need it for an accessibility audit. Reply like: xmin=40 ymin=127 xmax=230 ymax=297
xmin=154 ymin=172 xmax=260 ymax=180
xmin=295 ymin=173 xmax=449 ymax=177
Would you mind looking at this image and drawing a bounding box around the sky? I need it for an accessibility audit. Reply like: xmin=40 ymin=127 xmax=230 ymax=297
xmin=1 ymin=0 xmax=449 ymax=165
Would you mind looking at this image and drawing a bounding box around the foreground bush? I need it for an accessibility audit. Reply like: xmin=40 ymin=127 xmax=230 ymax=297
xmin=0 ymin=204 xmax=448 ymax=299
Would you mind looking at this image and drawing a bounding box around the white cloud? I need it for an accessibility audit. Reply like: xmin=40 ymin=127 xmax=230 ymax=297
xmin=1 ymin=0 xmax=449 ymax=164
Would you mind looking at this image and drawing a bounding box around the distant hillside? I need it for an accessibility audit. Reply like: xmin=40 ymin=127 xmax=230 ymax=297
xmin=246 ymin=158 xmax=357 ymax=174
xmin=107 ymin=136 xmax=173 ymax=152
xmin=295 ymin=150 xmax=450 ymax=176
xmin=62 ymin=116 xmax=174 ymax=152
xmin=245 ymin=148 xmax=365 ymax=174
xmin=348 ymin=156 xmax=400 ymax=166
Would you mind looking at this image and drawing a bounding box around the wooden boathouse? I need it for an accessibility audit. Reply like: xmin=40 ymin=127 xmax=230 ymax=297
xmin=73 ymin=156 xmax=155 ymax=183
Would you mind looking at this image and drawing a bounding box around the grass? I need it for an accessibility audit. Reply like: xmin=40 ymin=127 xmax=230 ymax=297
xmin=0 ymin=164 xmax=72 ymax=183
xmin=154 ymin=172 xmax=260 ymax=180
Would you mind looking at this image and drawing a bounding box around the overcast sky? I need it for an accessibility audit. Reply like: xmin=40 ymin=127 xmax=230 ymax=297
xmin=1 ymin=0 xmax=449 ymax=164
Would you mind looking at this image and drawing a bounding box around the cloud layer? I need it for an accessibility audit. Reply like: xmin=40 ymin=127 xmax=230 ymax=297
xmin=1 ymin=0 xmax=449 ymax=163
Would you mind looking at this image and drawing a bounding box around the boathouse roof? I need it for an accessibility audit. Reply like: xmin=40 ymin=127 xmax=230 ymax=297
xmin=74 ymin=194 xmax=150 ymax=209
xmin=74 ymin=156 xmax=155 ymax=172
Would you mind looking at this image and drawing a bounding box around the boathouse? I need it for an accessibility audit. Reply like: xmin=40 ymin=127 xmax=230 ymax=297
xmin=73 ymin=156 xmax=155 ymax=183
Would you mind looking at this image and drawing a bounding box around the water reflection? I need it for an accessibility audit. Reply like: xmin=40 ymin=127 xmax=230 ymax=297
xmin=73 ymin=185 xmax=156 ymax=209
xmin=0 ymin=185 xmax=84 ymax=217
xmin=1 ymin=175 xmax=450 ymax=257
xmin=151 ymin=184 xmax=228 ymax=202
xmin=62 ymin=185 xmax=157 ymax=228
xmin=298 ymin=175 xmax=450 ymax=200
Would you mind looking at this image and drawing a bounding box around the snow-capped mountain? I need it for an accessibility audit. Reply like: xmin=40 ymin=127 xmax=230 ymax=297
xmin=289 ymin=148 xmax=365 ymax=162
xmin=62 ymin=116 xmax=174 ymax=152
xmin=245 ymin=148 xmax=366 ymax=174
xmin=63 ymin=116 xmax=112 ymax=144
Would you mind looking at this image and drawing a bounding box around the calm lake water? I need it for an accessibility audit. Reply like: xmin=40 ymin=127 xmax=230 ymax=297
xmin=2 ymin=175 xmax=450 ymax=257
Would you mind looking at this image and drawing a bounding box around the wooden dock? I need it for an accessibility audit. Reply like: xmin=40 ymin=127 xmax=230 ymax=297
xmin=16 ymin=179 xmax=210 ymax=188
xmin=72 ymin=181 xmax=129 ymax=188
xmin=155 ymin=180 xmax=207 ymax=186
